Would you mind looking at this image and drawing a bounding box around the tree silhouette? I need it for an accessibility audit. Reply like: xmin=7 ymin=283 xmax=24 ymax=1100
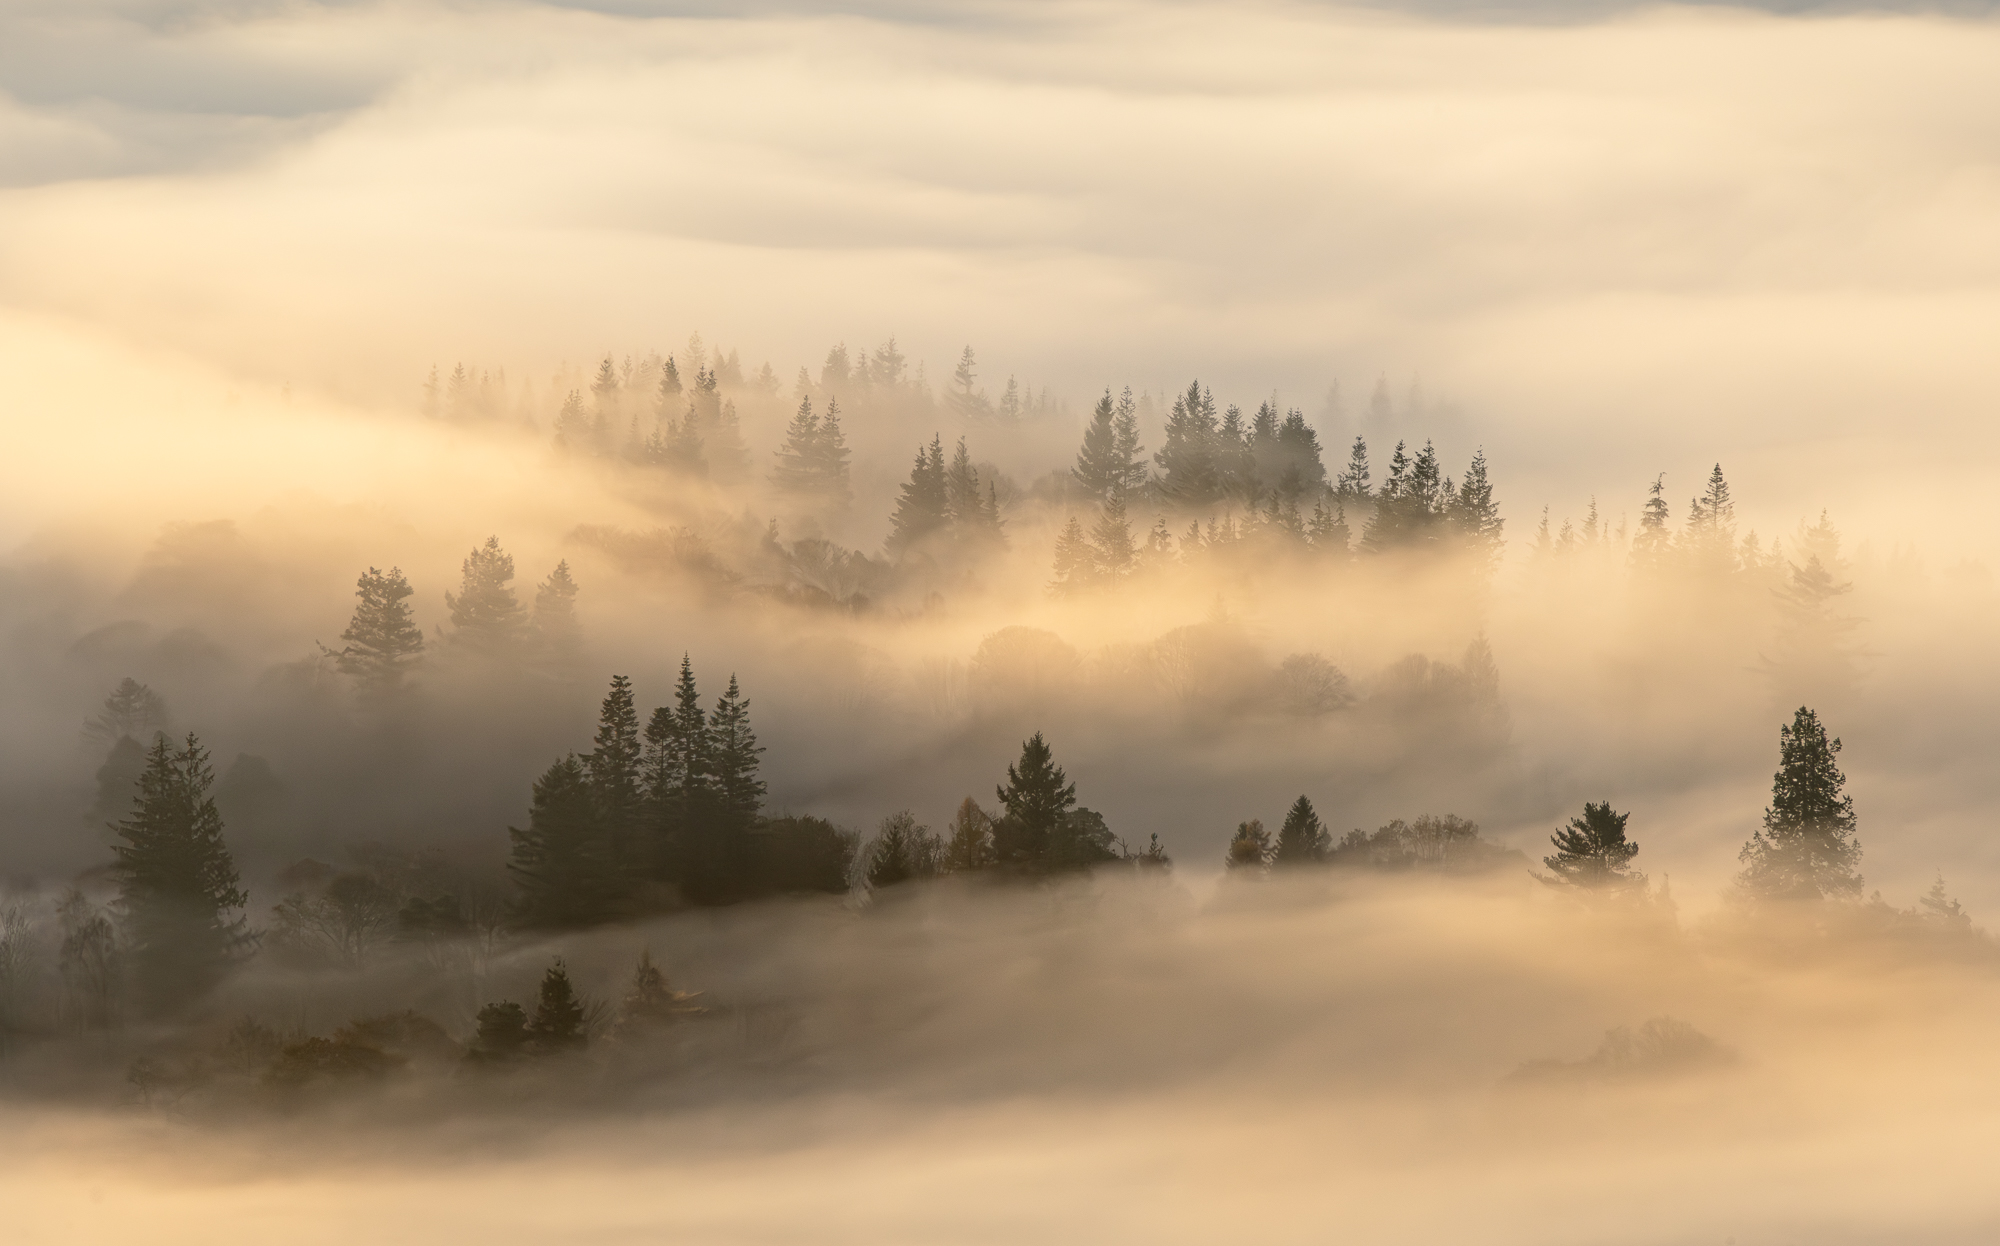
xmin=83 ymin=677 xmax=168 ymax=746
xmin=1543 ymin=802 xmax=1641 ymax=889
xmin=113 ymin=733 xmax=247 ymax=1013
xmin=333 ymin=566 xmax=424 ymax=696
xmin=1271 ymin=796 xmax=1330 ymax=867
xmin=1225 ymin=819 xmax=1272 ymax=872
xmin=993 ymin=733 xmax=1078 ymax=871
xmin=444 ymin=537 xmax=525 ymax=653
xmin=1738 ymin=707 xmax=1862 ymax=902
xmin=529 ymin=959 xmax=587 ymax=1052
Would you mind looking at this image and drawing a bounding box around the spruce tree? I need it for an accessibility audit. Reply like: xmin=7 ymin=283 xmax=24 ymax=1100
xmin=1271 ymin=796 xmax=1330 ymax=867
xmin=114 ymin=733 xmax=247 ymax=1012
xmin=655 ymin=355 xmax=683 ymax=414
xmin=1049 ymin=516 xmax=1095 ymax=597
xmin=886 ymin=437 xmax=950 ymax=558
xmin=508 ymin=755 xmax=615 ymax=927
xmin=528 ymin=958 xmax=587 ymax=1052
xmin=584 ymin=676 xmax=644 ymax=881
xmin=770 ymin=397 xmax=821 ymax=493
xmin=1073 ymin=391 xmax=1125 ymax=501
xmin=1334 ymin=436 xmax=1371 ymax=504
xmin=467 ymin=1001 xmax=530 ymax=1063
xmin=708 ymin=675 xmax=766 ymax=837
xmin=1153 ymin=382 xmax=1222 ymax=510
xmin=1447 ymin=449 xmax=1504 ymax=567
xmin=1277 ymin=409 xmax=1327 ymax=497
xmin=445 ymin=536 xmax=525 ymax=654
xmin=1738 ymin=707 xmax=1862 ymax=902
xmin=84 ymin=677 xmax=169 ymax=746
xmin=1090 ymin=492 xmax=1137 ymax=582
xmin=992 ymin=733 xmax=1078 ymax=870
xmin=1308 ymin=496 xmax=1351 ymax=558
xmin=335 ymin=566 xmax=424 ymax=696
xmin=1542 ymin=802 xmax=1641 ymax=889
xmin=643 ymin=655 xmax=712 ymax=886
xmin=530 ymin=560 xmax=581 ymax=669
xmin=811 ymin=399 xmax=853 ymax=509
xmin=553 ymin=390 xmax=589 ymax=453
xmin=945 ymin=438 xmax=1003 ymax=551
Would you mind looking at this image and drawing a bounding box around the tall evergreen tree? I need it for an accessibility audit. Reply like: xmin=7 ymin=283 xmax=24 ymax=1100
xmin=1447 ymin=449 xmax=1504 ymax=567
xmin=1271 ymin=796 xmax=1330 ymax=867
xmin=642 ymin=655 xmax=712 ymax=884
xmin=445 ymin=536 xmax=525 ymax=654
xmin=1543 ymin=802 xmax=1641 ymax=889
xmin=1334 ymin=435 xmax=1372 ymax=504
xmin=530 ymin=560 xmax=581 ymax=670
xmin=528 ymin=958 xmax=587 ymax=1052
xmin=992 ymin=733 xmax=1078 ymax=870
xmin=945 ymin=437 xmax=1002 ymax=549
xmin=508 ymin=754 xmax=615 ymax=928
xmin=583 ymin=676 xmax=644 ymax=881
xmin=886 ymin=437 xmax=950 ymax=558
xmin=1090 ymin=492 xmax=1137 ymax=581
xmin=1684 ymin=463 xmax=1738 ymax=572
xmin=946 ymin=346 xmax=990 ymax=420
xmin=655 ymin=355 xmax=683 ymax=414
xmin=1738 ymin=707 xmax=1862 ymax=901
xmin=1111 ymin=387 xmax=1148 ymax=495
xmin=1073 ymin=392 xmax=1126 ymax=502
xmin=1276 ymin=409 xmax=1327 ymax=498
xmin=770 ymin=397 xmax=822 ymax=493
xmin=1049 ymin=516 xmax=1095 ymax=596
xmin=812 ymin=399 xmax=853 ymax=509
xmin=1154 ymin=382 xmax=1223 ymax=510
xmin=1308 ymin=496 xmax=1351 ymax=558
xmin=114 ymin=734 xmax=247 ymax=1012
xmin=708 ymin=674 xmax=766 ymax=837
xmin=334 ymin=566 xmax=424 ymax=697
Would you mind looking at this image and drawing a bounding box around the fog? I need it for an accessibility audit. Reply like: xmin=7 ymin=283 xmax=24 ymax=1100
xmin=5 ymin=0 xmax=2000 ymax=1241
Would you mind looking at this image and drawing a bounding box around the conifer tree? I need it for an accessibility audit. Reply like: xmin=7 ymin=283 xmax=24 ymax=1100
xmin=947 ymin=346 xmax=988 ymax=420
xmin=998 ymin=376 xmax=1023 ymax=423
xmin=708 ymin=674 xmax=766 ymax=837
xmin=334 ymin=566 xmax=424 ymax=697
xmin=992 ymin=733 xmax=1078 ymax=870
xmin=114 ymin=733 xmax=247 ymax=1012
xmin=944 ymin=438 xmax=990 ymax=537
xmin=1271 ymin=796 xmax=1330 ymax=867
xmin=1738 ymin=707 xmax=1862 ymax=901
xmin=584 ymin=676 xmax=644 ymax=879
xmin=886 ymin=437 xmax=950 ymax=558
xmin=1277 ymin=409 xmax=1327 ymax=497
xmin=655 ymin=355 xmax=683 ymax=413
xmin=1073 ymin=392 xmax=1126 ymax=502
xmin=1090 ymin=492 xmax=1137 ymax=581
xmin=812 ymin=399 xmax=853 ymax=509
xmin=866 ymin=811 xmax=942 ymax=889
xmin=1683 ymin=463 xmax=1738 ymax=573
xmin=770 ymin=397 xmax=821 ymax=493
xmin=642 ymin=655 xmax=712 ymax=882
xmin=1308 ymin=496 xmax=1351 ymax=557
xmin=1111 ymin=387 xmax=1148 ymax=494
xmin=508 ymin=755 xmax=615 ymax=927
xmin=1225 ymin=819 xmax=1272 ymax=871
xmin=1334 ymin=436 xmax=1371 ymax=504
xmin=1049 ymin=516 xmax=1095 ymax=597
xmin=530 ymin=560 xmax=581 ymax=669
xmin=553 ymin=390 xmax=588 ymax=453
xmin=1542 ymin=802 xmax=1641 ymax=889
xmin=528 ymin=958 xmax=587 ymax=1052
xmin=1447 ymin=449 xmax=1504 ymax=567
xmin=1154 ymin=382 xmax=1222 ymax=510
xmin=84 ymin=677 xmax=169 ymax=746
xmin=467 ymin=1002 xmax=530 ymax=1062
xmin=444 ymin=536 xmax=525 ymax=654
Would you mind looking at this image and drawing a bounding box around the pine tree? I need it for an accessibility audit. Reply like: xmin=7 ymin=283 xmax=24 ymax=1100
xmin=467 ymin=1001 xmax=530 ymax=1063
xmin=1111 ymin=387 xmax=1148 ymax=494
xmin=1631 ymin=474 xmax=1673 ymax=570
xmin=508 ymin=755 xmax=616 ymax=928
xmin=1276 ymin=409 xmax=1327 ymax=497
xmin=1225 ymin=819 xmax=1272 ymax=872
xmin=998 ymin=376 xmax=1022 ymax=423
xmin=770 ymin=397 xmax=821 ymax=493
xmin=1049 ymin=516 xmax=1095 ymax=597
xmin=553 ymin=390 xmax=588 ymax=453
xmin=1090 ymin=492 xmax=1137 ymax=581
xmin=584 ymin=676 xmax=644 ymax=881
xmin=444 ymin=536 xmax=525 ymax=654
xmin=334 ymin=566 xmax=424 ymax=697
xmin=708 ymin=674 xmax=766 ymax=837
xmin=992 ymin=733 xmax=1078 ymax=870
xmin=1542 ymin=802 xmax=1641 ymax=889
xmin=1334 ymin=436 xmax=1371 ymax=504
xmin=1154 ymin=382 xmax=1222 ymax=510
xmin=1918 ymin=876 xmax=1972 ymax=928
xmin=1308 ymin=496 xmax=1351 ymax=558
xmin=1073 ymin=392 xmax=1125 ymax=502
xmin=944 ymin=438 xmax=986 ymax=531
xmin=1738 ymin=707 xmax=1863 ymax=902
xmin=946 ymin=346 xmax=989 ymax=420
xmin=1684 ymin=463 xmax=1738 ymax=573
xmin=1271 ymin=796 xmax=1330 ymax=867
xmin=114 ymin=733 xmax=247 ymax=1012
xmin=528 ymin=958 xmax=587 ymax=1052
xmin=886 ymin=437 xmax=950 ymax=558
xmin=530 ymin=560 xmax=581 ymax=669
xmin=590 ymin=356 xmax=620 ymax=419
xmin=1447 ymin=449 xmax=1504 ymax=567
xmin=643 ymin=655 xmax=712 ymax=885
xmin=84 ymin=677 xmax=168 ymax=746
xmin=866 ymin=811 xmax=941 ymax=889
xmin=655 ymin=355 xmax=683 ymax=414
xmin=811 ymin=399 xmax=853 ymax=509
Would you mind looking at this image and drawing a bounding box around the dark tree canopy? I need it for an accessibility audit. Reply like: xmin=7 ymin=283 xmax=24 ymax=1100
xmin=1739 ymin=707 xmax=1862 ymax=902
xmin=1543 ymin=801 xmax=1641 ymax=889
xmin=335 ymin=565 xmax=424 ymax=695
xmin=993 ymin=732 xmax=1080 ymax=871
xmin=113 ymin=733 xmax=247 ymax=1013
xmin=1271 ymin=796 xmax=1330 ymax=867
